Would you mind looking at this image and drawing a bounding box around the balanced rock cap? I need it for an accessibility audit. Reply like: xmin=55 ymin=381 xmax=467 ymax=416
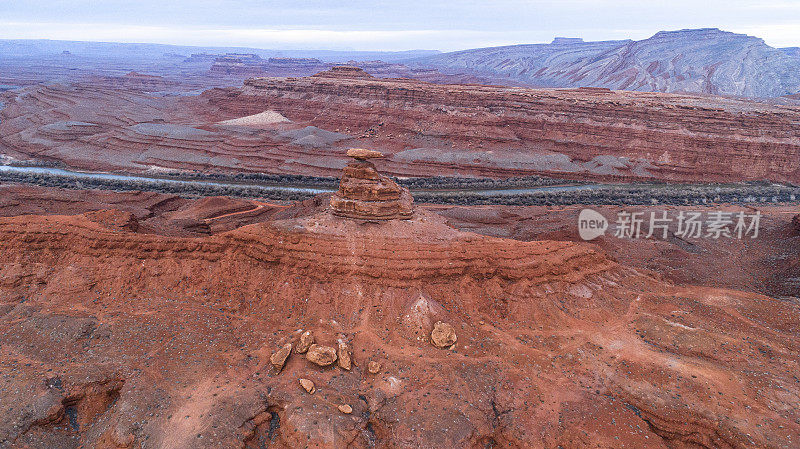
xmin=331 ymin=148 xmax=413 ymax=220
xmin=347 ymin=148 xmax=384 ymax=160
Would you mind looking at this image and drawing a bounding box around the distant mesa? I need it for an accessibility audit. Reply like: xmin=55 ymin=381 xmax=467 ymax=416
xmin=208 ymin=53 xmax=267 ymax=76
xmin=204 ymin=53 xmax=331 ymax=77
xmin=216 ymin=53 xmax=263 ymax=63
xmin=551 ymin=37 xmax=584 ymax=45
xmin=268 ymin=57 xmax=323 ymax=65
xmin=330 ymin=149 xmax=413 ymax=220
xmin=312 ymin=65 xmax=374 ymax=79
xmin=123 ymin=71 xmax=163 ymax=80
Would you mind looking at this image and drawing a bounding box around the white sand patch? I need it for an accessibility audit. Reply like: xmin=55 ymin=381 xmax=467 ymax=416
xmin=217 ymin=110 xmax=290 ymax=127
xmin=142 ymin=165 xmax=191 ymax=175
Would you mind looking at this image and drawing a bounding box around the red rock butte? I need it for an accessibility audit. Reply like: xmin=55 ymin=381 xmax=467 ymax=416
xmin=329 ymin=149 xmax=414 ymax=220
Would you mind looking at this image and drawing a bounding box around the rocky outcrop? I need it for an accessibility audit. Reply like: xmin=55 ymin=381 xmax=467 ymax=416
xmin=3 ymin=184 xmax=798 ymax=298
xmin=311 ymin=66 xmax=374 ymax=79
xmin=329 ymin=149 xmax=413 ymax=220
xmin=215 ymin=71 xmax=800 ymax=183
xmin=5 ymin=75 xmax=800 ymax=183
xmin=0 ymin=84 xmax=302 ymax=175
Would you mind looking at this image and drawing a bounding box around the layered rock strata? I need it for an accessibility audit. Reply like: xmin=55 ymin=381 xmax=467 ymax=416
xmin=5 ymin=77 xmax=800 ymax=182
xmin=329 ymin=148 xmax=413 ymax=220
xmin=0 ymin=193 xmax=798 ymax=447
xmin=0 ymin=205 xmax=798 ymax=448
xmin=209 ymin=71 xmax=800 ymax=182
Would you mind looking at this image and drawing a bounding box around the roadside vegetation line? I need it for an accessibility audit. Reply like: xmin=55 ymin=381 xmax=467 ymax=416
xmin=0 ymin=168 xmax=798 ymax=206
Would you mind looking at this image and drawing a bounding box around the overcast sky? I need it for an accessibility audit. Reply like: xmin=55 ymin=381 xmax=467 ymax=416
xmin=0 ymin=1 xmax=798 ymax=51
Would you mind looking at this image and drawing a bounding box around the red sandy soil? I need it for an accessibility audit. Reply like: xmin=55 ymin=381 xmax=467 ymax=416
xmin=0 ymin=184 xmax=798 ymax=448
xmin=3 ymin=68 xmax=800 ymax=182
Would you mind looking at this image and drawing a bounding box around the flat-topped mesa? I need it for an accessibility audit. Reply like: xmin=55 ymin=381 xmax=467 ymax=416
xmin=330 ymin=149 xmax=413 ymax=220
xmin=311 ymin=65 xmax=374 ymax=79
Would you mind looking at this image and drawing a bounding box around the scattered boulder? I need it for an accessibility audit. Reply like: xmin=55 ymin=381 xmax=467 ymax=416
xmin=337 ymin=340 xmax=352 ymax=370
xmin=306 ymin=344 xmax=338 ymax=366
xmin=270 ymin=343 xmax=292 ymax=372
xmin=299 ymin=378 xmax=315 ymax=394
xmin=296 ymin=331 xmax=314 ymax=353
xmin=400 ymin=293 xmax=445 ymax=341
xmin=338 ymin=404 xmax=353 ymax=414
xmin=368 ymin=361 xmax=381 ymax=374
xmin=431 ymin=321 xmax=458 ymax=349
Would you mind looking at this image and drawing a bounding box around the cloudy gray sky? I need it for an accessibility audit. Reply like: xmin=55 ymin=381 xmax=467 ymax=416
xmin=0 ymin=1 xmax=798 ymax=51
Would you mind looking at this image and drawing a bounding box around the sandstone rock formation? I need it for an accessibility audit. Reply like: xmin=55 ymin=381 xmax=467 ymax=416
xmin=311 ymin=65 xmax=375 ymax=79
xmin=305 ymin=344 xmax=337 ymax=367
xmin=270 ymin=343 xmax=292 ymax=372
xmin=430 ymin=321 xmax=458 ymax=349
xmin=329 ymin=149 xmax=413 ymax=220
xmin=217 ymin=72 xmax=800 ymax=182
xmin=4 ymin=76 xmax=800 ymax=183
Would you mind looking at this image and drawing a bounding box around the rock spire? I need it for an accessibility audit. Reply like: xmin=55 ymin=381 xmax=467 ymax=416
xmin=329 ymin=149 xmax=413 ymax=220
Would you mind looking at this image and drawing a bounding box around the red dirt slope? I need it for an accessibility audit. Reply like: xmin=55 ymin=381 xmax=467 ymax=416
xmin=0 ymin=200 xmax=797 ymax=447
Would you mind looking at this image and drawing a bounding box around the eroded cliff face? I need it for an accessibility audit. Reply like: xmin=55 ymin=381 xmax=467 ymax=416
xmin=3 ymin=71 xmax=800 ymax=183
xmin=205 ymin=70 xmax=800 ymax=182
xmin=0 ymin=198 xmax=798 ymax=448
